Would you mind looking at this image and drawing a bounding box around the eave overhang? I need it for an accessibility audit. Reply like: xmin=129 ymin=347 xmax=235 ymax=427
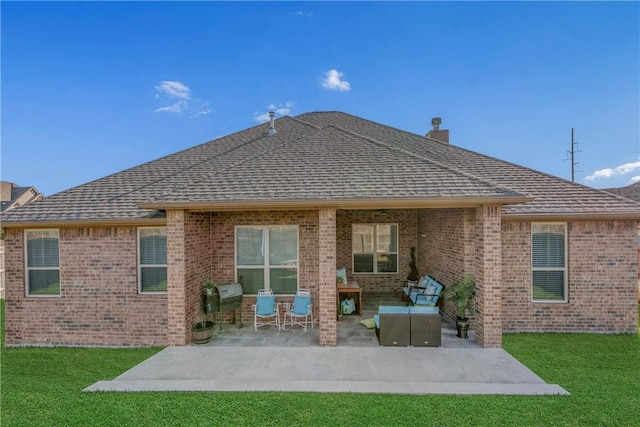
xmin=0 ymin=217 xmax=167 ymax=229
xmin=138 ymin=196 xmax=535 ymax=212
xmin=502 ymin=212 xmax=640 ymax=221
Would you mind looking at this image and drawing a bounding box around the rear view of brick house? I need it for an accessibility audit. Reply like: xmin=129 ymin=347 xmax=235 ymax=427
xmin=1 ymin=111 xmax=638 ymax=348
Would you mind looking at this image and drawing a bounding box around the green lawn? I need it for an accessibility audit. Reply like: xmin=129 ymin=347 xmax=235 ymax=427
xmin=1 ymin=301 xmax=639 ymax=426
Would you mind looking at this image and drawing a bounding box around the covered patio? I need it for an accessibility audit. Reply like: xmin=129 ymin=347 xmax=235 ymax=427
xmin=196 ymin=292 xmax=479 ymax=348
xmin=86 ymin=292 xmax=565 ymax=395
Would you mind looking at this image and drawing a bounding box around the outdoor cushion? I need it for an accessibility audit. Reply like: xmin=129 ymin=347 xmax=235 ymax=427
xmin=292 ymin=295 xmax=311 ymax=314
xmin=360 ymin=318 xmax=376 ymax=329
xmin=410 ymin=283 xmax=443 ymax=306
xmin=256 ymin=295 xmax=276 ymax=316
xmin=378 ymin=305 xmax=410 ymax=315
xmin=424 ymin=281 xmax=438 ymax=297
xmin=417 ymin=275 xmax=430 ymax=289
xmin=409 ymin=306 xmax=439 ymax=314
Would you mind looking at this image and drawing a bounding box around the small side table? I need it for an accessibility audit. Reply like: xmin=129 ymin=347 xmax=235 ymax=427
xmin=337 ymin=280 xmax=362 ymax=315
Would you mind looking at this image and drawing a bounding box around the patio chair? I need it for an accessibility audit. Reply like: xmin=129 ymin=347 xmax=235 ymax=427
xmin=252 ymin=289 xmax=281 ymax=332
xmin=282 ymin=289 xmax=316 ymax=332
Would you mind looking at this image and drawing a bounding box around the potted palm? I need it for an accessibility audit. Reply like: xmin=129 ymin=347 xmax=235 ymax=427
xmin=442 ymin=275 xmax=476 ymax=338
xmin=203 ymin=279 xmax=217 ymax=295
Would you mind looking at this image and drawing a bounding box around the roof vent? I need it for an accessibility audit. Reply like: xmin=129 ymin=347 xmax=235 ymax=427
xmin=267 ymin=111 xmax=276 ymax=136
xmin=431 ymin=117 xmax=441 ymax=130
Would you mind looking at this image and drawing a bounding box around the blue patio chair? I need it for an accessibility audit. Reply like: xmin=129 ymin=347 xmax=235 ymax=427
xmin=253 ymin=289 xmax=281 ymax=332
xmin=282 ymin=289 xmax=315 ymax=332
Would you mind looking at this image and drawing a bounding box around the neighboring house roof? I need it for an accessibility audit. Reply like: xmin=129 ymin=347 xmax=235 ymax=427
xmin=0 ymin=182 xmax=43 ymax=212
xmin=603 ymin=181 xmax=640 ymax=202
xmin=2 ymin=111 xmax=639 ymax=227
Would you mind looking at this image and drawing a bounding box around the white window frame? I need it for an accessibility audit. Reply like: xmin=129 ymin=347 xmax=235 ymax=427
xmin=531 ymin=222 xmax=568 ymax=303
xmin=25 ymin=229 xmax=61 ymax=297
xmin=0 ymin=244 xmax=5 ymax=296
xmin=235 ymin=225 xmax=299 ymax=295
xmin=138 ymin=226 xmax=168 ymax=294
xmin=352 ymin=223 xmax=399 ymax=274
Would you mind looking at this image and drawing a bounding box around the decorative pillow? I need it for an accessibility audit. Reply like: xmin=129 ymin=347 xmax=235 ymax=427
xmin=293 ymin=295 xmax=311 ymax=314
xmin=256 ymin=296 xmax=276 ymax=316
xmin=425 ymin=282 xmax=438 ymax=297
xmin=360 ymin=318 xmax=376 ymax=329
xmin=336 ymin=267 xmax=348 ymax=285
xmin=417 ymin=275 xmax=429 ymax=289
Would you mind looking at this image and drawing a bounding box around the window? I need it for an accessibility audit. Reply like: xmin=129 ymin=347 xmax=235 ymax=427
xmin=25 ymin=229 xmax=60 ymax=296
xmin=235 ymin=226 xmax=298 ymax=295
xmin=352 ymin=224 xmax=398 ymax=274
xmin=532 ymin=223 xmax=567 ymax=302
xmin=0 ymin=244 xmax=5 ymax=295
xmin=138 ymin=227 xmax=167 ymax=293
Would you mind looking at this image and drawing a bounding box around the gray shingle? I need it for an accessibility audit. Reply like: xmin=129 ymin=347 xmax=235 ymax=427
xmin=2 ymin=111 xmax=638 ymax=225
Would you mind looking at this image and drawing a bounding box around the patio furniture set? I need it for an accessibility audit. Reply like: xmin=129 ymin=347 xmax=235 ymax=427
xmin=253 ymin=289 xmax=316 ymax=332
xmin=372 ymin=274 xmax=445 ymax=347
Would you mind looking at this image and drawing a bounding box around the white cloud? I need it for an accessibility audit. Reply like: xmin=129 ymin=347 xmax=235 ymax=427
xmin=629 ymin=175 xmax=640 ymax=184
xmin=321 ymin=69 xmax=351 ymax=91
xmin=155 ymin=81 xmax=191 ymax=99
xmin=294 ymin=11 xmax=314 ymax=17
xmin=155 ymin=101 xmax=188 ymax=114
xmin=585 ymin=161 xmax=640 ymax=182
xmin=154 ymin=80 xmax=211 ymax=118
xmin=253 ymin=101 xmax=295 ymax=123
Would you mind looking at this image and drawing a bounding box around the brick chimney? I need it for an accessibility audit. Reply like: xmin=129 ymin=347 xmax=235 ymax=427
xmin=425 ymin=117 xmax=449 ymax=143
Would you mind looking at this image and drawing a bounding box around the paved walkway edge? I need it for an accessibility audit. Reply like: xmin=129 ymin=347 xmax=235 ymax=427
xmin=85 ymin=379 xmax=567 ymax=395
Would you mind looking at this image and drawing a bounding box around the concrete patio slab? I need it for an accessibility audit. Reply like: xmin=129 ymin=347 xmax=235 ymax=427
xmin=85 ymin=346 xmax=568 ymax=395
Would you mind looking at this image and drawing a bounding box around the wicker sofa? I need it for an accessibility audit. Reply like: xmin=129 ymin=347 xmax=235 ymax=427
xmin=374 ymin=305 xmax=441 ymax=347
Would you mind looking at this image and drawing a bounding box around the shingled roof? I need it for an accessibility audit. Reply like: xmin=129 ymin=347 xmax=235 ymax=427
xmin=603 ymin=181 xmax=640 ymax=203
xmin=2 ymin=111 xmax=639 ymax=226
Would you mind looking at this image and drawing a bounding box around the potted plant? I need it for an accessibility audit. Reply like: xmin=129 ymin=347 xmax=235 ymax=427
xmin=203 ymin=279 xmax=217 ymax=295
xmin=407 ymin=247 xmax=420 ymax=283
xmin=191 ymin=292 xmax=214 ymax=344
xmin=442 ymin=275 xmax=476 ymax=338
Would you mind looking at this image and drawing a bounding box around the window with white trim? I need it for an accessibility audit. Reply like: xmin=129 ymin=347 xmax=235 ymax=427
xmin=532 ymin=223 xmax=567 ymax=302
xmin=352 ymin=224 xmax=398 ymax=274
xmin=25 ymin=229 xmax=60 ymax=296
xmin=235 ymin=225 xmax=298 ymax=295
xmin=138 ymin=227 xmax=167 ymax=293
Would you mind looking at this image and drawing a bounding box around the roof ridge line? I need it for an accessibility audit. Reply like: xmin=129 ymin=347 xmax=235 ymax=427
xmin=323 ymin=123 xmax=528 ymax=199
xmin=145 ymin=121 xmax=328 ymax=204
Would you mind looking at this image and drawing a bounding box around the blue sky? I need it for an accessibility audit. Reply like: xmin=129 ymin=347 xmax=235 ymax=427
xmin=2 ymin=1 xmax=638 ymax=196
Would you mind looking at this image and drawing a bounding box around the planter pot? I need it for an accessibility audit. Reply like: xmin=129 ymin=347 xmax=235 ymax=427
xmin=456 ymin=317 xmax=470 ymax=339
xmin=192 ymin=321 xmax=215 ymax=344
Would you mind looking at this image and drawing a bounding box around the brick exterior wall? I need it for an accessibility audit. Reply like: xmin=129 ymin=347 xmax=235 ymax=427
xmin=474 ymin=205 xmax=503 ymax=347
xmin=336 ymin=209 xmax=417 ymax=292
xmin=319 ymin=209 xmax=337 ymax=346
xmin=208 ymin=210 xmax=320 ymax=329
xmin=417 ymin=206 xmax=504 ymax=347
xmin=4 ymin=209 xmax=637 ymax=347
xmin=417 ymin=208 xmax=475 ymax=288
xmin=502 ymin=220 xmax=639 ymax=333
xmin=3 ymin=227 xmax=167 ymax=347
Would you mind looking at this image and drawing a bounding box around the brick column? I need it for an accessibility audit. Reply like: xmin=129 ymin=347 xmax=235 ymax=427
xmin=474 ymin=205 xmax=502 ymax=347
xmin=167 ymin=209 xmax=188 ymax=345
xmin=318 ymin=208 xmax=337 ymax=346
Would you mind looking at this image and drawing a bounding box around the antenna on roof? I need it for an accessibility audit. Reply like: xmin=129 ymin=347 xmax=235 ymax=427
xmin=267 ymin=111 xmax=276 ymax=136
